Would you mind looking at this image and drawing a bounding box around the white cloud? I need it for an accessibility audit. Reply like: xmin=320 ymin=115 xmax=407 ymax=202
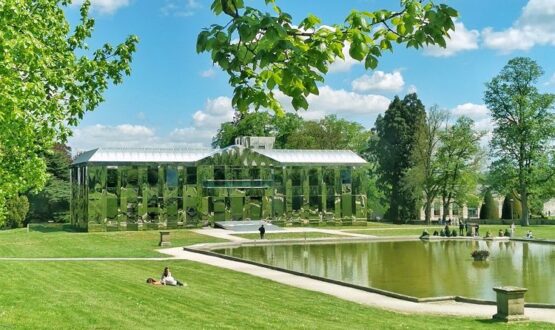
xmin=351 ymin=70 xmax=404 ymax=93
xmin=451 ymin=103 xmax=489 ymax=119
xmin=407 ymin=85 xmax=418 ymax=94
xmin=483 ymin=0 xmax=555 ymax=52
xmin=168 ymin=127 xmax=215 ymax=146
xmin=449 ymin=104 xmax=492 ymax=147
xmin=161 ymin=0 xmax=201 ymax=17
xmin=73 ymin=0 xmax=130 ymax=14
xmin=545 ymin=72 xmax=555 ymax=87
xmin=69 ymin=96 xmax=236 ymax=151
xmin=328 ymin=44 xmax=360 ymax=73
xmin=200 ymin=68 xmax=216 ymax=78
xmin=192 ymin=96 xmax=234 ymax=129
xmin=424 ymin=21 xmax=479 ymax=57
xmin=276 ymin=85 xmax=390 ymax=120
xmin=69 ymin=124 xmax=158 ymax=152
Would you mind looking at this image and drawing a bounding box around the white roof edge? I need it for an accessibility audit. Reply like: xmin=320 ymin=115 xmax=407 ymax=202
xmin=72 ymin=146 xmax=367 ymax=165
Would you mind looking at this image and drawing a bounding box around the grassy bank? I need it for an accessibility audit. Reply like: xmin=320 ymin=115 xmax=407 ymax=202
xmin=0 ymin=229 xmax=224 ymax=258
xmin=0 ymin=260 xmax=551 ymax=329
xmin=1 ymin=226 xmax=554 ymax=328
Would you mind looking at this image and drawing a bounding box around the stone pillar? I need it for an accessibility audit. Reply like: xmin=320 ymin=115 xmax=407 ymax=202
xmin=492 ymin=286 xmax=528 ymax=322
xmin=159 ymin=231 xmax=171 ymax=247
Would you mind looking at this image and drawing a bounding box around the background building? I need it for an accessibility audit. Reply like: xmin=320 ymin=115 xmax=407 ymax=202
xmin=71 ymin=137 xmax=368 ymax=231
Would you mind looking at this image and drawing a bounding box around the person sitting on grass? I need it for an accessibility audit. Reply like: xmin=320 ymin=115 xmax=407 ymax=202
xmin=526 ymin=230 xmax=534 ymax=239
xmin=419 ymin=229 xmax=429 ymax=239
xmin=161 ymin=266 xmax=184 ymax=286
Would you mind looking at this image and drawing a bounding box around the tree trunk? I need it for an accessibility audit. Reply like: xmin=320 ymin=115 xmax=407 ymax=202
xmin=520 ymin=187 xmax=530 ymax=226
xmin=424 ymin=198 xmax=432 ymax=225
xmin=390 ymin=185 xmax=400 ymax=223
xmin=442 ymin=196 xmax=448 ymax=223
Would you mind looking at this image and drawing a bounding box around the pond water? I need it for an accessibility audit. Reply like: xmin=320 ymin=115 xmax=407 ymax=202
xmin=213 ymin=240 xmax=555 ymax=303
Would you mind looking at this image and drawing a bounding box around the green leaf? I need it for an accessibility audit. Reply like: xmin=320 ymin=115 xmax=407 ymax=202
xmin=348 ymin=41 xmax=367 ymax=61
xmin=196 ymin=31 xmax=210 ymax=52
xmin=364 ymin=54 xmax=377 ymax=70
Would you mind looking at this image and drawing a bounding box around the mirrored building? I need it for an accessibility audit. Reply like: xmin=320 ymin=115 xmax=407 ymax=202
xmin=70 ymin=137 xmax=368 ymax=231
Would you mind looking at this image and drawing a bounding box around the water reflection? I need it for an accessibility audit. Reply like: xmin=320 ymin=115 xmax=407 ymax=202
xmin=215 ymin=240 xmax=555 ymax=303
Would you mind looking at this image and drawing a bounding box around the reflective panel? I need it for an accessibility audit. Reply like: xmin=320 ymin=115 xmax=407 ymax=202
xmin=71 ymin=146 xmax=367 ymax=230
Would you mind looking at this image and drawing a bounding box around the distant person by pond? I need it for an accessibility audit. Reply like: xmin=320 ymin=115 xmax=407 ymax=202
xmin=475 ymin=224 xmax=480 ymax=237
xmin=510 ymin=222 xmax=516 ymax=237
xmin=419 ymin=229 xmax=429 ymax=239
xmin=526 ymin=230 xmax=534 ymax=239
xmin=459 ymin=221 xmax=464 ymax=236
xmin=259 ymin=224 xmax=265 ymax=239
xmin=161 ymin=267 xmax=184 ymax=286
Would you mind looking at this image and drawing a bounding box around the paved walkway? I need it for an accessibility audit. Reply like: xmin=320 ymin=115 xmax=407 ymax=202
xmin=159 ymin=246 xmax=555 ymax=324
xmin=192 ymin=226 xmax=372 ymax=242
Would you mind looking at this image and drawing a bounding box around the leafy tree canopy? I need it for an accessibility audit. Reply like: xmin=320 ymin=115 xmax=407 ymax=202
xmin=0 ymin=0 xmax=138 ymax=221
xmin=198 ymin=0 xmax=457 ymax=114
xmin=212 ymin=112 xmax=303 ymax=148
xmin=285 ymin=115 xmax=371 ymax=153
xmin=485 ymin=57 xmax=555 ymax=225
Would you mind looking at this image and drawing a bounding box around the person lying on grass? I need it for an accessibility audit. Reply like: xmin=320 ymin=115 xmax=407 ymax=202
xmin=161 ymin=266 xmax=185 ymax=286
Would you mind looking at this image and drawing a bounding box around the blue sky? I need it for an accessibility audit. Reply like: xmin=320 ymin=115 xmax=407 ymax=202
xmin=67 ymin=0 xmax=555 ymax=151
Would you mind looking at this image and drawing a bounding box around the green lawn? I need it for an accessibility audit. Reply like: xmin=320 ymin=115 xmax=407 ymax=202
xmin=0 ymin=227 xmax=554 ymax=328
xmin=232 ymin=232 xmax=346 ymax=240
xmin=0 ymin=260 xmax=551 ymax=329
xmin=0 ymin=229 xmax=224 ymax=258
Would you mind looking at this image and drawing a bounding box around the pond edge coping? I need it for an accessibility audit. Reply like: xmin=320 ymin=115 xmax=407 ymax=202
xmin=184 ymin=236 xmax=555 ymax=309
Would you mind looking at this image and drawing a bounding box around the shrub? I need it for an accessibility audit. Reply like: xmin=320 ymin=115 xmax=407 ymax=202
xmin=480 ymin=190 xmax=499 ymax=220
xmin=451 ymin=229 xmax=457 ymax=237
xmin=501 ymin=192 xmax=522 ymax=220
xmin=3 ymin=195 xmax=30 ymax=229
xmin=471 ymin=250 xmax=490 ymax=258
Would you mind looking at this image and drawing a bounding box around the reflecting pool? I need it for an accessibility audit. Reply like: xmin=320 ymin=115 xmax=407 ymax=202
xmin=214 ymin=240 xmax=555 ymax=303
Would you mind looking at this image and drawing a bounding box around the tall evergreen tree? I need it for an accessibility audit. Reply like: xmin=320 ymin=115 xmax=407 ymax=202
xmin=372 ymin=93 xmax=426 ymax=223
xmin=480 ymin=190 xmax=499 ymax=220
xmin=26 ymin=144 xmax=72 ymax=223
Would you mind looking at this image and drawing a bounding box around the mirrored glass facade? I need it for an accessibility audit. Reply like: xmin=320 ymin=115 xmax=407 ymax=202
xmin=71 ymin=146 xmax=368 ymax=231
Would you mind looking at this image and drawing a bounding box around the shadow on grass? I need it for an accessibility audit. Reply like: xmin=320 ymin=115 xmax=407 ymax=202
xmin=27 ymin=223 xmax=82 ymax=233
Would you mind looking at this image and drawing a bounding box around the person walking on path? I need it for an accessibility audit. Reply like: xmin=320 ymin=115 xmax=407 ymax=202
xmin=510 ymin=222 xmax=516 ymax=237
xmin=258 ymin=224 xmax=266 ymax=239
xmin=475 ymin=223 xmax=480 ymax=237
xmin=459 ymin=221 xmax=464 ymax=236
